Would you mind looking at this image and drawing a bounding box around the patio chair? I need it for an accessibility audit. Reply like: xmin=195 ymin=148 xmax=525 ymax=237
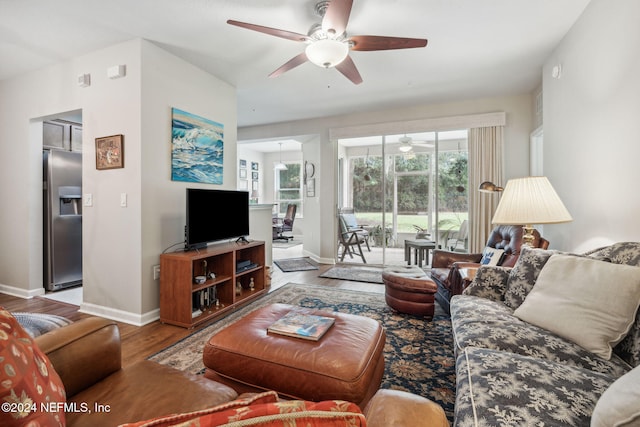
xmin=338 ymin=214 xmax=367 ymax=263
xmin=339 ymin=207 xmax=371 ymax=251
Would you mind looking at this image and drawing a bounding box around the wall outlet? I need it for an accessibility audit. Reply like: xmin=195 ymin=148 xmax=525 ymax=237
xmin=153 ymin=265 xmax=160 ymax=280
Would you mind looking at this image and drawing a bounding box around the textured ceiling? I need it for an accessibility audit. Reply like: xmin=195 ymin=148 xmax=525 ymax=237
xmin=0 ymin=0 xmax=590 ymax=127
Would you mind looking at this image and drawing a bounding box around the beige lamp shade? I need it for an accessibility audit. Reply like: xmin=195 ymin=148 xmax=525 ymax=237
xmin=492 ymin=176 xmax=573 ymax=225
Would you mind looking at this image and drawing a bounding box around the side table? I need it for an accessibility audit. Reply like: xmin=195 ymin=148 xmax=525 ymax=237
xmin=404 ymin=239 xmax=437 ymax=267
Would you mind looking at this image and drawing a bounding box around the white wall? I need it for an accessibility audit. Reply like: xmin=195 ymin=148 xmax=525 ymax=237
xmin=139 ymin=41 xmax=237 ymax=316
xmin=0 ymin=39 xmax=237 ymax=324
xmin=239 ymin=94 xmax=534 ymax=261
xmin=543 ymin=0 xmax=640 ymax=251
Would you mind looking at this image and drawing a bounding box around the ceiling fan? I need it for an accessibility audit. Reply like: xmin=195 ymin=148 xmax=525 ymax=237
xmin=227 ymin=0 xmax=428 ymax=85
xmin=398 ymin=135 xmax=434 ymax=152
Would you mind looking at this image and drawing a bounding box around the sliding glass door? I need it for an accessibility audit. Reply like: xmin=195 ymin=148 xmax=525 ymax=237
xmin=337 ymin=130 xmax=468 ymax=266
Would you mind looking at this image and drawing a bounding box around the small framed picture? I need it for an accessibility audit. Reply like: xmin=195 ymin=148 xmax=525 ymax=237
xmin=306 ymin=178 xmax=316 ymax=197
xmin=239 ymin=169 xmax=247 ymax=179
xmin=239 ymin=159 xmax=247 ymax=169
xmin=95 ymin=134 xmax=124 ymax=170
xmin=239 ymin=180 xmax=248 ymax=190
xmin=252 ymin=171 xmax=259 ymax=180
xmin=251 ymin=162 xmax=259 ymax=171
xmin=252 ymin=180 xmax=258 ymax=191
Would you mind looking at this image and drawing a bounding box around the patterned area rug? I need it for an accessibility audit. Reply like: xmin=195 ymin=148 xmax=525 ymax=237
xmin=319 ymin=265 xmax=384 ymax=284
xmin=273 ymin=257 xmax=318 ymax=272
xmin=13 ymin=312 xmax=72 ymax=337
xmin=149 ymin=283 xmax=455 ymax=421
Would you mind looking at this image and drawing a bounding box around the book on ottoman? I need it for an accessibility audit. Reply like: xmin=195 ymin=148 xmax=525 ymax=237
xmin=268 ymin=311 xmax=335 ymax=341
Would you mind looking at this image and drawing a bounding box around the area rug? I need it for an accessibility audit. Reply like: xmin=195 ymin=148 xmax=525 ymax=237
xmin=13 ymin=312 xmax=72 ymax=337
xmin=272 ymin=239 xmax=302 ymax=249
xmin=319 ymin=265 xmax=385 ymax=284
xmin=149 ymin=283 xmax=455 ymax=421
xmin=273 ymin=257 xmax=318 ymax=272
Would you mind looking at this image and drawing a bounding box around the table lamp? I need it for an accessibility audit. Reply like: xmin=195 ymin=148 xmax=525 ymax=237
xmin=491 ymin=176 xmax=572 ymax=247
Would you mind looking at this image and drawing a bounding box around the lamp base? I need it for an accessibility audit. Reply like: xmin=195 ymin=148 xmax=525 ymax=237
xmin=522 ymin=225 xmax=536 ymax=248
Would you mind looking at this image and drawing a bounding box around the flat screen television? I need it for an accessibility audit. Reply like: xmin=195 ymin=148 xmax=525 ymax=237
xmin=185 ymin=188 xmax=249 ymax=250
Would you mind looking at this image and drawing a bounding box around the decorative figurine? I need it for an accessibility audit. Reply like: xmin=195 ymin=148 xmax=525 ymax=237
xmin=249 ymin=277 xmax=255 ymax=291
xmin=236 ymin=280 xmax=242 ymax=295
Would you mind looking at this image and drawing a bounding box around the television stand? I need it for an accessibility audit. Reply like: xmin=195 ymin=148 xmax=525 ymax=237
xmin=160 ymin=240 xmax=266 ymax=328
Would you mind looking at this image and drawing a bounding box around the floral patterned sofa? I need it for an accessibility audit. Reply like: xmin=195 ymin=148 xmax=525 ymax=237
xmin=449 ymin=242 xmax=640 ymax=427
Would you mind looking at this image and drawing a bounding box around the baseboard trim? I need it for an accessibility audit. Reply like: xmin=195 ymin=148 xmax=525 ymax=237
xmin=0 ymin=284 xmax=45 ymax=299
xmin=79 ymin=302 xmax=160 ymax=326
xmin=303 ymin=250 xmax=335 ymax=265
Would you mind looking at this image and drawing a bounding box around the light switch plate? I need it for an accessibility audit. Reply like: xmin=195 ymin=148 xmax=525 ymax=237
xmin=120 ymin=193 xmax=127 ymax=207
xmin=84 ymin=193 xmax=93 ymax=207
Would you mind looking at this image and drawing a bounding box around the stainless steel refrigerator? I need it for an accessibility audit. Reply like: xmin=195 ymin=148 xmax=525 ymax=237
xmin=43 ymin=150 xmax=82 ymax=291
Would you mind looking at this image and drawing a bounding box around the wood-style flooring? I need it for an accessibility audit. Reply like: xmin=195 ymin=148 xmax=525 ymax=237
xmin=0 ymin=263 xmax=384 ymax=368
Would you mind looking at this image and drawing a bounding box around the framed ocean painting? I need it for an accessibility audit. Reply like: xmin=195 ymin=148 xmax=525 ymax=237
xmin=171 ymin=108 xmax=224 ymax=184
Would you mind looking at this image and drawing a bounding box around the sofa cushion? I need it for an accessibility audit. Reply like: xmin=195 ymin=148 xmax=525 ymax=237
xmin=455 ymin=347 xmax=616 ymax=427
xmin=514 ymin=254 xmax=640 ymax=360
xmin=503 ymin=246 xmax=556 ymax=309
xmin=462 ymin=265 xmax=511 ymax=301
xmin=120 ymin=391 xmax=366 ymax=427
xmin=0 ymin=308 xmax=66 ymax=427
xmin=450 ymin=295 xmax=631 ymax=377
xmin=592 ymin=364 xmax=640 ymax=427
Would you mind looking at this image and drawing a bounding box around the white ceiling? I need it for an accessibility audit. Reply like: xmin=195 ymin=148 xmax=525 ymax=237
xmin=0 ymin=0 xmax=590 ymax=128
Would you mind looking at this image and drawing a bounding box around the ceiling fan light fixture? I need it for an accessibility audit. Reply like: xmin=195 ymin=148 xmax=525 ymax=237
xmin=398 ymin=145 xmax=413 ymax=152
xmin=305 ymin=39 xmax=349 ymax=68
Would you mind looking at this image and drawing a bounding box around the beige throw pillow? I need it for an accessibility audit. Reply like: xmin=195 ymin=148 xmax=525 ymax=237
xmin=514 ymin=254 xmax=640 ymax=359
xmin=591 ymin=365 xmax=640 ymax=427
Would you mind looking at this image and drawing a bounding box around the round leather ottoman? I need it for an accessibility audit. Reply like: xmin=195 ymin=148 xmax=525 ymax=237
xmin=202 ymin=303 xmax=386 ymax=408
xmin=382 ymin=266 xmax=438 ymax=318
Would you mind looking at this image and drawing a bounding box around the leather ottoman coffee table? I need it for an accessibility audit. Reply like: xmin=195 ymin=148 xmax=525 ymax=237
xmin=203 ymin=303 xmax=386 ymax=408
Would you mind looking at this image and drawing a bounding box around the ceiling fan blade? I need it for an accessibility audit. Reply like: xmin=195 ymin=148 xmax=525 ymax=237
xmin=322 ymin=0 xmax=353 ymax=36
xmin=227 ymin=20 xmax=309 ymax=42
xmin=268 ymin=52 xmax=309 ymax=78
xmin=350 ymin=35 xmax=428 ymax=51
xmin=335 ymin=55 xmax=363 ymax=85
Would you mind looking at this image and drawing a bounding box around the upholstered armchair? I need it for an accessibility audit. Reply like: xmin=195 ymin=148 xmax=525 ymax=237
xmin=431 ymin=224 xmax=549 ymax=314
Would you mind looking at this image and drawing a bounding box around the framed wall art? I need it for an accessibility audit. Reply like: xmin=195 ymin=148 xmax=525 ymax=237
xmin=95 ymin=134 xmax=124 ymax=170
xmin=306 ymin=178 xmax=316 ymax=197
xmin=171 ymin=107 xmax=224 ymax=184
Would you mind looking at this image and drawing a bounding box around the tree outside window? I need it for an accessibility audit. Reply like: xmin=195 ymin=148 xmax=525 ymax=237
xmin=275 ymin=162 xmax=302 ymax=216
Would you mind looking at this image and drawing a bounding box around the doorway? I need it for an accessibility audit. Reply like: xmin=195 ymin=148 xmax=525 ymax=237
xmin=337 ymin=130 xmax=468 ymax=267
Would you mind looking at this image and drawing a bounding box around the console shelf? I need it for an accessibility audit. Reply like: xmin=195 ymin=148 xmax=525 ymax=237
xmin=159 ymin=240 xmax=266 ymax=328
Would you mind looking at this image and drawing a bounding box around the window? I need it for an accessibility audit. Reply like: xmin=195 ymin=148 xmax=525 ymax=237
xmin=275 ymin=162 xmax=303 ymax=216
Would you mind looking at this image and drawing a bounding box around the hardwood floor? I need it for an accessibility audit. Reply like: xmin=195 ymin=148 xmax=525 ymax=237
xmin=0 ymin=262 xmax=384 ymax=368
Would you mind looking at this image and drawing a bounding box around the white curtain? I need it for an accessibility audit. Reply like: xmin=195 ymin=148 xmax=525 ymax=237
xmin=468 ymin=126 xmax=504 ymax=252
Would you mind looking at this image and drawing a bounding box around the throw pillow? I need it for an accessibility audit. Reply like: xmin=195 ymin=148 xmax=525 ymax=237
xmin=591 ymin=365 xmax=640 ymax=427
xmin=479 ymin=247 xmax=505 ymax=266
xmin=513 ymin=254 xmax=640 ymax=359
xmin=504 ymin=246 xmax=556 ymax=309
xmin=120 ymin=391 xmax=366 ymax=427
xmin=463 ymin=266 xmax=511 ymax=302
xmin=0 ymin=308 xmax=66 ymax=427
